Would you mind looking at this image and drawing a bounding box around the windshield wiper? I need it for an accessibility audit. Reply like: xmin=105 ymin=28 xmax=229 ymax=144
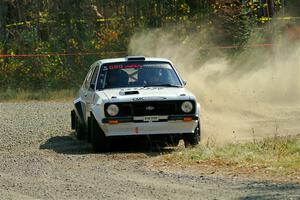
xmin=143 ymin=84 xmax=181 ymax=88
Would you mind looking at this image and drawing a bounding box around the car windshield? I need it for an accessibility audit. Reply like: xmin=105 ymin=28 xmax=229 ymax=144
xmin=97 ymin=62 xmax=182 ymax=89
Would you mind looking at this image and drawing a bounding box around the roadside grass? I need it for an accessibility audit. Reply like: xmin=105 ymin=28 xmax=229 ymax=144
xmin=162 ymin=135 xmax=300 ymax=175
xmin=0 ymin=89 xmax=76 ymax=102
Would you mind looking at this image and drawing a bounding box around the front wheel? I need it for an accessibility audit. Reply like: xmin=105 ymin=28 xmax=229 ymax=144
xmin=91 ymin=114 xmax=110 ymax=153
xmin=87 ymin=117 xmax=91 ymax=143
xmin=75 ymin=115 xmax=85 ymax=140
xmin=166 ymin=136 xmax=180 ymax=147
xmin=184 ymin=122 xmax=201 ymax=148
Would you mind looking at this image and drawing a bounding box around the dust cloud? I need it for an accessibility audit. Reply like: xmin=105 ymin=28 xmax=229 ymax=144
xmin=128 ymin=27 xmax=300 ymax=144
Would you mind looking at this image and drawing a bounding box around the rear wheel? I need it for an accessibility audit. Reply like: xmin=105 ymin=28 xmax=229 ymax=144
xmin=91 ymin=114 xmax=110 ymax=153
xmin=75 ymin=115 xmax=85 ymax=140
xmin=184 ymin=122 xmax=201 ymax=148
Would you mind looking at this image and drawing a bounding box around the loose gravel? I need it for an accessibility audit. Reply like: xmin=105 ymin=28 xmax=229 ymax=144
xmin=0 ymin=102 xmax=299 ymax=200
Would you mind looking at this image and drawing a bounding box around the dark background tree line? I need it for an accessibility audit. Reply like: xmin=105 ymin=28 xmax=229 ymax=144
xmin=0 ymin=0 xmax=299 ymax=90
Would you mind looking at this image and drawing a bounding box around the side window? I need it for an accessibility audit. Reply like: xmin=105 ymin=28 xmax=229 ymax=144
xmin=96 ymin=65 xmax=107 ymax=89
xmin=90 ymin=65 xmax=100 ymax=89
xmin=84 ymin=65 xmax=95 ymax=89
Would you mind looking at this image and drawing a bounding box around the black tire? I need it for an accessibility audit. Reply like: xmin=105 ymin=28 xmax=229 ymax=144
xmin=184 ymin=122 xmax=201 ymax=148
xmin=75 ymin=115 xmax=85 ymax=140
xmin=166 ymin=136 xmax=180 ymax=147
xmin=71 ymin=110 xmax=76 ymax=130
xmin=91 ymin=114 xmax=110 ymax=153
xmin=87 ymin=117 xmax=92 ymax=143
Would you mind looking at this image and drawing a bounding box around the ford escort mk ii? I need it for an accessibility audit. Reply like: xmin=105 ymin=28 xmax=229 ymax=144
xmin=71 ymin=56 xmax=201 ymax=152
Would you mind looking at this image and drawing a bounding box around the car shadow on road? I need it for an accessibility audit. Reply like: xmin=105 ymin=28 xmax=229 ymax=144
xmin=39 ymin=133 xmax=92 ymax=154
xmin=39 ymin=132 xmax=176 ymax=156
xmin=237 ymin=182 xmax=300 ymax=200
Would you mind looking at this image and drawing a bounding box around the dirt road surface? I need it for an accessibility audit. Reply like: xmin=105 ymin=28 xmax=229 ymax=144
xmin=0 ymin=102 xmax=300 ymax=200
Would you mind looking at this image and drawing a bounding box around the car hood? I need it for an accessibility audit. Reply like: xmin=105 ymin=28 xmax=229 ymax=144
xmin=97 ymin=87 xmax=195 ymax=103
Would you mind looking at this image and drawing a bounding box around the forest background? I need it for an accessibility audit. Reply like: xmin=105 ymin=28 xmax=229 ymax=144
xmin=0 ymin=0 xmax=299 ymax=91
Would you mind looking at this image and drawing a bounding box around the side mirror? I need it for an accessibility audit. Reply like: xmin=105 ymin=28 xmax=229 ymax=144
xmin=90 ymin=83 xmax=95 ymax=90
xmin=183 ymin=80 xmax=187 ymax=86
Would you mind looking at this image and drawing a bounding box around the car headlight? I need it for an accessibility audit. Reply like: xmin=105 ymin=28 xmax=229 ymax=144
xmin=107 ymin=104 xmax=119 ymax=116
xmin=181 ymin=101 xmax=193 ymax=113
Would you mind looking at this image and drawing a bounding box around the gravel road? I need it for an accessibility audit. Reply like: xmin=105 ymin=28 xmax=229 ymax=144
xmin=0 ymin=102 xmax=300 ymax=200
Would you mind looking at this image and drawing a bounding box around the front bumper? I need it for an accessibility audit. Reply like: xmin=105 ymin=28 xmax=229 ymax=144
xmin=102 ymin=115 xmax=198 ymax=123
xmin=99 ymin=115 xmax=199 ymax=137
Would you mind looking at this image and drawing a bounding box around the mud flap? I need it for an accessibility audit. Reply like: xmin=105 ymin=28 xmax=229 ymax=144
xmin=74 ymin=101 xmax=85 ymax=125
xmin=71 ymin=110 xmax=76 ymax=130
xmin=87 ymin=116 xmax=92 ymax=142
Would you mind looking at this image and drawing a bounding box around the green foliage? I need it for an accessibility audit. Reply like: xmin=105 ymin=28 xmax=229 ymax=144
xmin=0 ymin=0 xmax=287 ymax=90
xmin=163 ymin=135 xmax=300 ymax=173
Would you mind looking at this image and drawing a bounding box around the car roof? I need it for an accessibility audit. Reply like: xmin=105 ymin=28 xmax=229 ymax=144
xmin=97 ymin=57 xmax=172 ymax=65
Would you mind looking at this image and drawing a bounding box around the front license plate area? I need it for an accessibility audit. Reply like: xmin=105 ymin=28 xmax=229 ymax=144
xmin=143 ymin=116 xmax=159 ymax=122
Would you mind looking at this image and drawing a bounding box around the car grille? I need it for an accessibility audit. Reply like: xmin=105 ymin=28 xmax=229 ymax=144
xmin=104 ymin=101 xmax=195 ymax=117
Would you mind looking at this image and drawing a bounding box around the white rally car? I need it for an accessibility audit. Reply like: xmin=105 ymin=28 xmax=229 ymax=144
xmin=71 ymin=56 xmax=201 ymax=152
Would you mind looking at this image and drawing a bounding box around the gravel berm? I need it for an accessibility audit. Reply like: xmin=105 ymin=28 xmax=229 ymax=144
xmin=0 ymin=102 xmax=299 ymax=200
